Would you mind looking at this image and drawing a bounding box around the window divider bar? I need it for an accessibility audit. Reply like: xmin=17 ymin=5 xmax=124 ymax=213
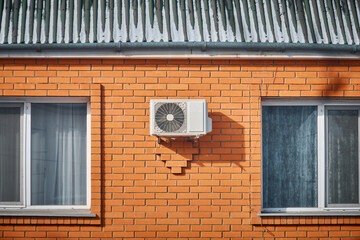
xmin=25 ymin=102 xmax=31 ymax=207
xmin=86 ymin=102 xmax=91 ymax=209
xmin=317 ymin=104 xmax=325 ymax=209
xmin=20 ymin=103 xmax=25 ymax=207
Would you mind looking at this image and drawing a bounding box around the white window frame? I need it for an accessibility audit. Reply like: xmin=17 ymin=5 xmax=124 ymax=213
xmin=262 ymin=100 xmax=360 ymax=214
xmin=0 ymin=97 xmax=91 ymax=212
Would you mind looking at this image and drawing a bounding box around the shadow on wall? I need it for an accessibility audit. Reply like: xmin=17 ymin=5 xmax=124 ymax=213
xmin=261 ymin=64 xmax=352 ymax=98
xmin=155 ymin=111 xmax=246 ymax=174
xmin=322 ymin=76 xmax=350 ymax=96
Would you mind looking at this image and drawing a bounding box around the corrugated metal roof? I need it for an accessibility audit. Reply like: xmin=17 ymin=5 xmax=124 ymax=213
xmin=1 ymin=0 xmax=359 ymax=45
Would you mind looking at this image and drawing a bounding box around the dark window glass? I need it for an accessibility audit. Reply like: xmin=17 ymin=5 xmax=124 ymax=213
xmin=328 ymin=110 xmax=359 ymax=205
xmin=0 ymin=107 xmax=21 ymax=202
xmin=262 ymin=106 xmax=318 ymax=208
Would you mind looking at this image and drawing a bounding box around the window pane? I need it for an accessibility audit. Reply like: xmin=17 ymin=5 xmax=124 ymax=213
xmin=328 ymin=110 xmax=359 ymax=205
xmin=31 ymin=103 xmax=87 ymax=205
xmin=262 ymin=106 xmax=318 ymax=208
xmin=0 ymin=107 xmax=21 ymax=202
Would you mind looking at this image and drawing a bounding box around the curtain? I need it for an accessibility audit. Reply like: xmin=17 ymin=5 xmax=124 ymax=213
xmin=0 ymin=107 xmax=20 ymax=202
xmin=262 ymin=106 xmax=318 ymax=208
xmin=31 ymin=103 xmax=87 ymax=205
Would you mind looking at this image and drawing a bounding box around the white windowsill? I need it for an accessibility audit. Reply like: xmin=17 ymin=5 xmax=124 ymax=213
xmin=0 ymin=209 xmax=96 ymax=217
xmin=259 ymin=211 xmax=360 ymax=217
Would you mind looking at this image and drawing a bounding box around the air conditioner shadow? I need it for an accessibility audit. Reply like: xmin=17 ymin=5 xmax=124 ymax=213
xmin=156 ymin=111 xmax=246 ymax=174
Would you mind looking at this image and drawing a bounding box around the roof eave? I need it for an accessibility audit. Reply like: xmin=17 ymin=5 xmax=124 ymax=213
xmin=0 ymin=42 xmax=359 ymax=59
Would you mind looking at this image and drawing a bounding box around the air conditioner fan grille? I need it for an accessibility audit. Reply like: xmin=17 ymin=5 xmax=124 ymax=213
xmin=155 ymin=103 xmax=185 ymax=132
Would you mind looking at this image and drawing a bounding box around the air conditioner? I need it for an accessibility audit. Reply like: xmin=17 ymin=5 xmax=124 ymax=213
xmin=150 ymin=99 xmax=212 ymax=138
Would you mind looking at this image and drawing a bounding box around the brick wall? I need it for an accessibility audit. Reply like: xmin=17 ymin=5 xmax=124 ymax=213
xmin=0 ymin=58 xmax=360 ymax=239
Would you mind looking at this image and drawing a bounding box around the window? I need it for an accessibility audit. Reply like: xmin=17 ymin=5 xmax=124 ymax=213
xmin=0 ymin=98 xmax=90 ymax=212
xmin=262 ymin=101 xmax=360 ymax=213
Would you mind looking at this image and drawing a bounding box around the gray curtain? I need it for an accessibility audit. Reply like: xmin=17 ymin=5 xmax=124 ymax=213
xmin=328 ymin=110 xmax=359 ymax=204
xmin=0 ymin=107 xmax=21 ymax=202
xmin=262 ymin=106 xmax=318 ymax=208
xmin=31 ymin=103 xmax=87 ymax=205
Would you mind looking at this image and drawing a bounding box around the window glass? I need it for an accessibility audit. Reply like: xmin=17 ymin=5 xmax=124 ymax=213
xmin=31 ymin=103 xmax=87 ymax=205
xmin=328 ymin=110 xmax=359 ymax=205
xmin=262 ymin=106 xmax=318 ymax=208
xmin=0 ymin=106 xmax=21 ymax=203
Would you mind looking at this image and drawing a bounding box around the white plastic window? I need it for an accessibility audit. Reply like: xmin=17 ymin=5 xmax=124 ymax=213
xmin=0 ymin=98 xmax=90 ymax=211
xmin=262 ymin=100 xmax=360 ymax=213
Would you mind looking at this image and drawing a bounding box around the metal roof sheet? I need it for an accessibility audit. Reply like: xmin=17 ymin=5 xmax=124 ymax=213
xmin=1 ymin=0 xmax=359 ymax=46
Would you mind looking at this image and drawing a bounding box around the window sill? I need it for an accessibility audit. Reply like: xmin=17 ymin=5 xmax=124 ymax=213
xmin=259 ymin=211 xmax=360 ymax=217
xmin=0 ymin=209 xmax=96 ymax=217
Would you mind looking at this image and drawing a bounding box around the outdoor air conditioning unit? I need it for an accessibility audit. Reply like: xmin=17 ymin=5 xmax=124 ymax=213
xmin=150 ymin=99 xmax=212 ymax=138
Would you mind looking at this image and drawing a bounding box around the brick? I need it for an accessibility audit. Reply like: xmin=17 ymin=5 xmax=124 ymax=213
xmin=25 ymin=232 xmax=47 ymax=237
xmin=4 ymin=64 xmax=25 ymax=70
xmin=201 ymin=231 xmax=222 ymax=237
xmin=166 ymin=161 xmax=188 ymax=167
xmin=4 ymin=231 xmax=25 ymax=237
xmin=36 ymin=70 xmax=57 ymax=77
xmin=0 ymin=70 xmax=12 ymax=76
xmin=5 ymin=77 xmax=26 ymax=83
xmin=27 ymin=77 xmax=48 ymax=83
xmin=26 ymin=90 xmax=47 ymax=96
xmin=307 ymin=231 xmax=329 ymax=237
xmin=4 ymin=90 xmax=25 ymax=95
xmin=0 ymin=83 xmax=13 ymax=89
xmin=167 ymin=84 xmax=189 ymax=90
xmin=69 ymin=231 xmax=91 ymax=237
xmin=49 ymin=77 xmax=71 ymax=83
xmin=329 ymin=231 xmax=350 ymax=237
xmin=48 ymin=64 xmax=69 ymax=70
xmin=47 ymin=232 xmax=69 ymax=238
xmin=286 ymin=231 xmax=307 ymax=237
xmin=13 ymin=70 xmax=34 ymax=77
xmin=171 ymin=167 xmax=182 ymax=173
xmin=36 ymin=83 xmax=57 ymax=89
xmin=285 ymin=78 xmax=306 ymax=84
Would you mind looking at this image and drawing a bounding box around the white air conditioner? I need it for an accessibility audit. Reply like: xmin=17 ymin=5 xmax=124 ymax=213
xmin=150 ymin=99 xmax=212 ymax=138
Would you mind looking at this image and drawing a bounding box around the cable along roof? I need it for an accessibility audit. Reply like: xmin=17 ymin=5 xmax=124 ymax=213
xmin=0 ymin=0 xmax=359 ymax=45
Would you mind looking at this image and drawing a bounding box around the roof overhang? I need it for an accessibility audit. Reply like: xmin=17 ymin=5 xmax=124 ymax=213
xmin=0 ymin=42 xmax=359 ymax=59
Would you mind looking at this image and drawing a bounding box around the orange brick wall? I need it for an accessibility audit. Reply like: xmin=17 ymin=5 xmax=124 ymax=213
xmin=0 ymin=58 xmax=360 ymax=239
